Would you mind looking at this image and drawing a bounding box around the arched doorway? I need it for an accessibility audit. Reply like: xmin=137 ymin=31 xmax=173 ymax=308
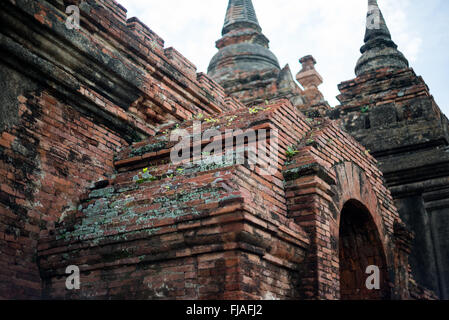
xmin=339 ymin=200 xmax=390 ymax=300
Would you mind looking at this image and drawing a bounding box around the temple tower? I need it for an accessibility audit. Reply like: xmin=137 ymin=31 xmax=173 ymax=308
xmin=333 ymin=0 xmax=449 ymax=299
xmin=207 ymin=0 xmax=304 ymax=107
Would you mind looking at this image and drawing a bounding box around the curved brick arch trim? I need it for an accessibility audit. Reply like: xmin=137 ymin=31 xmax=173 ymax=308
xmin=332 ymin=162 xmax=392 ymax=298
xmin=331 ymin=162 xmax=390 ymax=267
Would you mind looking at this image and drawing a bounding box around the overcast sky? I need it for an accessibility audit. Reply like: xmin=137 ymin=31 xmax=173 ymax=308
xmin=118 ymin=0 xmax=449 ymax=116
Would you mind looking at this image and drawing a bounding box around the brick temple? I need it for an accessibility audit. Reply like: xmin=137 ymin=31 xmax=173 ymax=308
xmin=0 ymin=0 xmax=447 ymax=299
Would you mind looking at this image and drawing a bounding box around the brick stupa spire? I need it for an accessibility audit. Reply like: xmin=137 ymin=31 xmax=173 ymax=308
xmin=355 ymin=0 xmax=409 ymax=76
xmin=334 ymin=0 xmax=449 ymax=300
xmin=207 ymin=0 xmax=282 ymax=104
xmin=207 ymin=0 xmax=308 ymax=107
xmin=222 ymin=0 xmax=261 ymax=34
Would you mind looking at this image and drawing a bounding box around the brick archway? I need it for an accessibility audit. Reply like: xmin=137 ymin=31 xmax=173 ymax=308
xmin=339 ymin=199 xmax=390 ymax=300
xmin=332 ymin=162 xmax=392 ymax=299
xmin=285 ymin=159 xmax=398 ymax=299
xmin=285 ymin=121 xmax=412 ymax=299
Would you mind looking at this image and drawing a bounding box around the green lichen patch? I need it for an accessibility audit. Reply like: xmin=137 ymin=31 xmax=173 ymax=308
xmin=130 ymin=141 xmax=168 ymax=157
xmin=88 ymin=186 xmax=115 ymax=199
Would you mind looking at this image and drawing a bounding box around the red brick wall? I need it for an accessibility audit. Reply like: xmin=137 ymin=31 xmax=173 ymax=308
xmin=37 ymin=99 xmax=412 ymax=300
xmin=0 ymin=85 xmax=130 ymax=298
xmin=38 ymin=101 xmax=311 ymax=299
xmin=0 ymin=0 xmax=246 ymax=299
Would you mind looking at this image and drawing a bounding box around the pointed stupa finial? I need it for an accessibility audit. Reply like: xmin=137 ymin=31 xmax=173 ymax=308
xmin=222 ymin=0 xmax=261 ymax=35
xmin=355 ymin=0 xmax=409 ymax=76
xmin=364 ymin=0 xmax=392 ymax=43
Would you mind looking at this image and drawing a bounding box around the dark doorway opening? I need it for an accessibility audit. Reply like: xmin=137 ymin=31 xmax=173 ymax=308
xmin=339 ymin=200 xmax=390 ymax=300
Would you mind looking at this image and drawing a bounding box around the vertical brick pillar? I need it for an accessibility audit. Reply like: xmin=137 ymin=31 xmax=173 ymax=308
xmin=284 ymin=160 xmax=338 ymax=299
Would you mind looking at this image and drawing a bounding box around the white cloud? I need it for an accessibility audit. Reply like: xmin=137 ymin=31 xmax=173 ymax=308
xmin=382 ymin=0 xmax=422 ymax=62
xmin=118 ymin=0 xmax=426 ymax=107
